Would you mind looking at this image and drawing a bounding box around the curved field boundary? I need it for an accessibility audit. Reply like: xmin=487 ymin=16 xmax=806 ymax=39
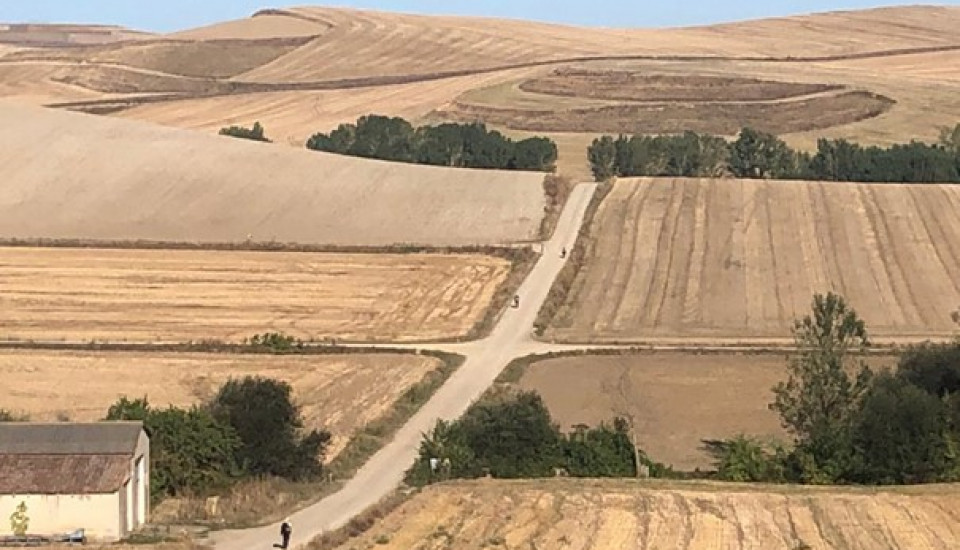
xmin=38 ymin=44 xmax=960 ymax=113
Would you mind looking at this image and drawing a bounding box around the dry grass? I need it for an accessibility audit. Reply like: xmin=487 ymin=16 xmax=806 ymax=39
xmin=324 ymin=479 xmax=960 ymax=550
xmin=518 ymin=352 xmax=897 ymax=471
xmin=0 ymin=103 xmax=547 ymax=247
xmin=0 ymin=349 xmax=441 ymax=460
xmin=0 ymin=247 xmax=511 ymax=343
xmin=546 ymin=178 xmax=960 ymax=345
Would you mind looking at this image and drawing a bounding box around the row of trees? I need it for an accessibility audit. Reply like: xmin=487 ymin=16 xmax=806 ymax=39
xmin=306 ymin=115 xmax=558 ymax=172
xmin=709 ymin=293 xmax=960 ymax=485
xmin=106 ymin=376 xmax=330 ymax=501
xmin=589 ymin=125 xmax=960 ymax=183
xmin=406 ymin=390 xmax=668 ymax=485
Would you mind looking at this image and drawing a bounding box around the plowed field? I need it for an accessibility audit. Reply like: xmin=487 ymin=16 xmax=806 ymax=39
xmin=519 ymin=352 xmax=897 ymax=471
xmin=546 ymin=178 xmax=960 ymax=344
xmin=0 ymin=247 xmax=511 ymax=343
xmin=330 ymin=480 xmax=960 ymax=550
xmin=0 ymin=350 xmax=440 ymax=460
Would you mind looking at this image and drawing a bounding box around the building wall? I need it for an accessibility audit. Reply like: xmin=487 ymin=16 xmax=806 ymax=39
xmin=133 ymin=430 xmax=150 ymax=525
xmin=0 ymin=493 xmax=121 ymax=542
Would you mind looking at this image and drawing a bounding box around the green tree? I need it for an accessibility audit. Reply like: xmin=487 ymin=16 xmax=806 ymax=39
xmin=703 ymin=435 xmax=786 ymax=483
xmin=219 ymin=121 xmax=270 ymax=142
xmin=210 ymin=377 xmax=331 ymax=480
xmin=851 ymin=371 xmax=958 ymax=484
xmin=105 ymin=396 xmax=149 ymax=421
xmin=770 ymin=293 xmax=873 ymax=483
xmin=729 ymin=127 xmax=795 ymax=179
xmin=588 ymin=135 xmax=618 ymax=181
xmin=562 ymin=418 xmax=637 ymax=477
xmin=106 ymin=397 xmax=240 ymax=500
xmin=456 ymin=391 xmax=562 ymax=478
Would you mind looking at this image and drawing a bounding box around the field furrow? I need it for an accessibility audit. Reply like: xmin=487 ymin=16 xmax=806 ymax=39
xmin=0 ymin=247 xmax=511 ymax=343
xmin=547 ymin=178 xmax=960 ymax=343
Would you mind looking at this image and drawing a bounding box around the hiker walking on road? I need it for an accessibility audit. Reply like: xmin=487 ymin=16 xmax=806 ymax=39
xmin=274 ymin=518 xmax=292 ymax=549
xmin=561 ymin=247 xmax=567 ymax=259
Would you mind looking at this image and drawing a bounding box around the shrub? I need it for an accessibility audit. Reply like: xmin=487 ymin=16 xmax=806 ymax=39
xmin=219 ymin=121 xmax=271 ymax=142
xmin=210 ymin=377 xmax=331 ymax=480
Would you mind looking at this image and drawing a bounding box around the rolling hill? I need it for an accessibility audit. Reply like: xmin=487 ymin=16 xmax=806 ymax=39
xmin=1 ymin=5 xmax=959 ymax=174
xmin=0 ymin=102 xmax=547 ymax=246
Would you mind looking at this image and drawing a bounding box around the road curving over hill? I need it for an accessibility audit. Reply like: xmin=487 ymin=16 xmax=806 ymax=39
xmin=209 ymin=182 xmax=598 ymax=550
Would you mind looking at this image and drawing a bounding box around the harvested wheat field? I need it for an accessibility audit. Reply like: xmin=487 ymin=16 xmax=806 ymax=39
xmin=519 ymin=352 xmax=896 ymax=471
xmin=546 ymin=178 xmax=960 ymax=345
xmin=330 ymin=479 xmax=960 ymax=550
xmin=0 ymin=103 xmax=547 ymax=246
xmin=0 ymin=349 xmax=440 ymax=459
xmin=0 ymin=247 xmax=511 ymax=343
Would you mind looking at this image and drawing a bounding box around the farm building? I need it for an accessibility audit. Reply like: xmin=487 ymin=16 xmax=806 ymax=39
xmin=0 ymin=422 xmax=149 ymax=542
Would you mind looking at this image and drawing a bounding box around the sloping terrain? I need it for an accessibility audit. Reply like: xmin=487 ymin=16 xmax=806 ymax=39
xmin=546 ymin=178 xmax=960 ymax=344
xmin=0 ymin=103 xmax=546 ymax=246
xmin=329 ymin=479 xmax=960 ymax=550
xmin=1 ymin=6 xmax=959 ymax=167
xmin=0 ymin=23 xmax=149 ymax=47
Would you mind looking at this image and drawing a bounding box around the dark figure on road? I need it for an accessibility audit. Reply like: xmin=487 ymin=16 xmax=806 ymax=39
xmin=274 ymin=519 xmax=292 ymax=549
xmin=513 ymin=294 xmax=520 ymax=308
xmin=561 ymin=247 xmax=567 ymax=259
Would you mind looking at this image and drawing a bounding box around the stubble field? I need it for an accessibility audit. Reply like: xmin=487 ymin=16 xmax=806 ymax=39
xmin=0 ymin=349 xmax=441 ymax=460
xmin=330 ymin=479 xmax=960 ymax=550
xmin=545 ymin=178 xmax=960 ymax=344
xmin=0 ymin=247 xmax=511 ymax=343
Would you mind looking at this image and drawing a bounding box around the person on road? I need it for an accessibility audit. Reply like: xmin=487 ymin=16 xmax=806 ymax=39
xmin=275 ymin=519 xmax=292 ymax=549
xmin=513 ymin=294 xmax=520 ymax=308
xmin=561 ymin=247 xmax=567 ymax=259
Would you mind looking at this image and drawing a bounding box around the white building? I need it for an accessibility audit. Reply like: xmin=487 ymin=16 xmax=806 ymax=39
xmin=0 ymin=422 xmax=149 ymax=542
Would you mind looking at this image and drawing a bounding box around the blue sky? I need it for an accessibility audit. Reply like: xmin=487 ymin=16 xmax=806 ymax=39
xmin=1 ymin=1 xmax=958 ymax=32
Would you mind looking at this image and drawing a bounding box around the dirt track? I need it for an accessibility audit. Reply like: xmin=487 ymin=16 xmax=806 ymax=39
xmin=547 ymin=178 xmax=960 ymax=344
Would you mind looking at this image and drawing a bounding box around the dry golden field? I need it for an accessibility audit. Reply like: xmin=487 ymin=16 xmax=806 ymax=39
xmin=2 ymin=6 xmax=959 ymax=173
xmin=0 ymin=349 xmax=440 ymax=459
xmin=518 ymin=352 xmax=897 ymax=471
xmin=545 ymin=178 xmax=960 ymax=344
xmin=0 ymin=247 xmax=510 ymax=343
xmin=330 ymin=479 xmax=960 ymax=550
xmin=0 ymin=103 xmax=547 ymax=246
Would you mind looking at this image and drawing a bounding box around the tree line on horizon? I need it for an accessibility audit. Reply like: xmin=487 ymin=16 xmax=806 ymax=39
xmin=588 ymin=124 xmax=960 ymax=183
xmin=306 ymin=115 xmax=558 ymax=172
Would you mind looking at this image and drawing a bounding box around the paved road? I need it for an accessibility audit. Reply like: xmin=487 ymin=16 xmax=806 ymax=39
xmin=210 ymin=183 xmax=598 ymax=550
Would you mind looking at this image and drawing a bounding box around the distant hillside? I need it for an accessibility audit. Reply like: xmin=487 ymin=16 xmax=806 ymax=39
xmin=0 ymin=103 xmax=547 ymax=246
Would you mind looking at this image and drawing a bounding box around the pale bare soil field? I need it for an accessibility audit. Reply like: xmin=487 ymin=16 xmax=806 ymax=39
xmin=519 ymin=353 xmax=896 ymax=471
xmin=115 ymin=68 xmax=538 ymax=146
xmin=0 ymin=247 xmax=510 ymax=343
xmin=0 ymin=24 xmax=149 ymax=47
xmin=546 ymin=178 xmax=960 ymax=344
xmin=330 ymin=479 xmax=960 ymax=550
xmin=0 ymin=103 xmax=547 ymax=246
xmin=0 ymin=350 xmax=439 ymax=460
